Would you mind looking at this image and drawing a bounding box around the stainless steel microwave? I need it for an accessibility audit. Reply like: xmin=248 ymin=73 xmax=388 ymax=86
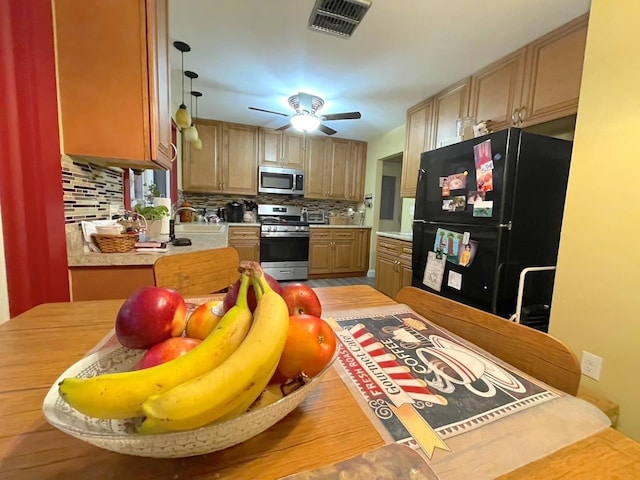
xmin=258 ymin=165 xmax=304 ymax=195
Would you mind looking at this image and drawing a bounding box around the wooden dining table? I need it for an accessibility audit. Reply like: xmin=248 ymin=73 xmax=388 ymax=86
xmin=1 ymin=285 xmax=639 ymax=479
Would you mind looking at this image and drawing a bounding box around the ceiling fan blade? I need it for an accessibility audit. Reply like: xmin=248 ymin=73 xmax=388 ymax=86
xmin=298 ymin=92 xmax=314 ymax=113
xmin=276 ymin=123 xmax=292 ymax=131
xmin=248 ymin=107 xmax=290 ymax=117
xmin=317 ymin=123 xmax=337 ymax=136
xmin=322 ymin=111 xmax=362 ymax=121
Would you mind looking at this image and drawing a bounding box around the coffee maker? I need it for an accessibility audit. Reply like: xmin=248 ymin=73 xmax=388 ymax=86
xmin=226 ymin=201 xmax=244 ymax=223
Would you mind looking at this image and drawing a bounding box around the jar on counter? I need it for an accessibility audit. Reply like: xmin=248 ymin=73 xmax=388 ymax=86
xmin=180 ymin=202 xmax=193 ymax=223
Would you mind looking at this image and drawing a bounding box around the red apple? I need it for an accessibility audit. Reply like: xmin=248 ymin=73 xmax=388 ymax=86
xmin=115 ymin=286 xmax=187 ymax=349
xmin=222 ymin=272 xmax=283 ymax=313
xmin=271 ymin=314 xmax=336 ymax=382
xmin=281 ymin=283 xmax=322 ymax=317
xmin=133 ymin=337 xmax=201 ymax=370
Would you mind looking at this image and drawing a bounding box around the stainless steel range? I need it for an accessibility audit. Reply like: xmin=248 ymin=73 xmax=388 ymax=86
xmin=258 ymin=204 xmax=309 ymax=281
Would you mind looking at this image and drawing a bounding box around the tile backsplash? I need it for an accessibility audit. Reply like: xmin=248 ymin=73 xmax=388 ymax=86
xmin=182 ymin=192 xmax=361 ymax=217
xmin=61 ymin=156 xmax=362 ymax=225
xmin=62 ymin=155 xmax=123 ymax=224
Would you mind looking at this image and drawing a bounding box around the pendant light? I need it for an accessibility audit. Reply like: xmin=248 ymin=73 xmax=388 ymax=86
xmin=173 ymin=41 xmax=192 ymax=129
xmin=183 ymin=71 xmax=199 ymax=142
xmin=191 ymin=91 xmax=203 ymax=150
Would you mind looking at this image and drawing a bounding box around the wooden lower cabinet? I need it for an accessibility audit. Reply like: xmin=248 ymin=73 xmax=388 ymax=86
xmin=309 ymin=228 xmax=370 ymax=278
xmin=374 ymin=236 xmax=413 ymax=300
xmin=70 ymin=266 xmax=155 ymax=301
xmin=228 ymin=226 xmax=260 ymax=262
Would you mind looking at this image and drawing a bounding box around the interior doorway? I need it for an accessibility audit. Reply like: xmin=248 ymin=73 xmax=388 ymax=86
xmin=377 ymin=153 xmax=403 ymax=232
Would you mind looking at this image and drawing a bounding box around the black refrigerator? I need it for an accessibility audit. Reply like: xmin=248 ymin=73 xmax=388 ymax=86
xmin=411 ymin=128 xmax=572 ymax=324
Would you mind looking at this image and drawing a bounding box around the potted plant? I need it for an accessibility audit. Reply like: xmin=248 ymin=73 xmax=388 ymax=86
xmin=133 ymin=202 xmax=170 ymax=240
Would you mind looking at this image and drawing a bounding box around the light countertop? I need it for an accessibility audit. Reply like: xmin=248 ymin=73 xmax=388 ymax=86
xmin=376 ymin=231 xmax=413 ymax=242
xmin=311 ymin=224 xmax=371 ymax=229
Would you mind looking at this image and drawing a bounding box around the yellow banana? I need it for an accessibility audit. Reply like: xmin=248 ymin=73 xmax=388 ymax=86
xmin=58 ymin=273 xmax=253 ymax=419
xmin=140 ymin=264 xmax=289 ymax=431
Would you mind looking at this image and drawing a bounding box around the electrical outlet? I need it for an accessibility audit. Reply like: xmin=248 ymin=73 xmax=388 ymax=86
xmin=581 ymin=351 xmax=603 ymax=380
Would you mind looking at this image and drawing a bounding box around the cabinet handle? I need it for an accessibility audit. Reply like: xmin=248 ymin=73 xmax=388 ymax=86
xmin=170 ymin=142 xmax=177 ymax=163
xmin=518 ymin=107 xmax=526 ymax=124
xmin=511 ymin=108 xmax=520 ymax=125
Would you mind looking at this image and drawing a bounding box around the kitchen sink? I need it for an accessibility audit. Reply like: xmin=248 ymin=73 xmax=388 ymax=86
xmin=174 ymin=223 xmax=226 ymax=234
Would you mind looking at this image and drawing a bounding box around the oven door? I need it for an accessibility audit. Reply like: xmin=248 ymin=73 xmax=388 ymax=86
xmin=260 ymin=233 xmax=309 ymax=280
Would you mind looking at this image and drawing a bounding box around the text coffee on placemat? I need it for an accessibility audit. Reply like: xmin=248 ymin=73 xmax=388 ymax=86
xmin=330 ymin=306 xmax=558 ymax=458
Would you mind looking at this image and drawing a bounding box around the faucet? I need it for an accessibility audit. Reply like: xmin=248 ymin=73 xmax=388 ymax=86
xmin=170 ymin=206 xmax=200 ymax=242
xmin=173 ymin=206 xmax=199 ymax=224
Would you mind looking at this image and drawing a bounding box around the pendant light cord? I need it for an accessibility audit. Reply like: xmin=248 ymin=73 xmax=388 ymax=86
xmin=181 ymin=53 xmax=185 ymax=106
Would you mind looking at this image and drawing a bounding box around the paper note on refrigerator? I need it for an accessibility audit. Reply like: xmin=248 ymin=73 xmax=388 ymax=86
xmin=423 ymin=251 xmax=446 ymax=292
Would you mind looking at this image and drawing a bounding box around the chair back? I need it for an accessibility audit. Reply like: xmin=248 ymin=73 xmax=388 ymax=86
xmin=153 ymin=247 xmax=240 ymax=295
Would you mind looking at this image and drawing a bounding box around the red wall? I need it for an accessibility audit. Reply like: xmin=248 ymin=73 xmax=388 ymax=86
xmin=0 ymin=0 xmax=70 ymax=317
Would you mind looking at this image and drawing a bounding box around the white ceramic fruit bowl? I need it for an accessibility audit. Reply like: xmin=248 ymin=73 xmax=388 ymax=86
xmin=42 ymin=341 xmax=338 ymax=458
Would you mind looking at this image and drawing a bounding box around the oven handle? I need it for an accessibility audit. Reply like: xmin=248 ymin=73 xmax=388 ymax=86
xmin=260 ymin=232 xmax=310 ymax=238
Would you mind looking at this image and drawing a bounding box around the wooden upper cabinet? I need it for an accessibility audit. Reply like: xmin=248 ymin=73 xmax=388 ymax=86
xmin=469 ymin=49 xmax=526 ymax=131
xmin=401 ymin=99 xmax=434 ymax=197
xmin=54 ymin=0 xmax=172 ymax=169
xmin=327 ymin=139 xmax=350 ymax=200
xmin=304 ymin=136 xmax=330 ymax=199
xmin=258 ymin=129 xmax=304 ymax=169
xmin=433 ymin=77 xmax=471 ymax=149
xmin=349 ymin=141 xmax=367 ymax=202
xmin=519 ymin=13 xmax=589 ymax=127
xmin=222 ymin=123 xmax=258 ymax=195
xmin=182 ymin=119 xmax=222 ymax=192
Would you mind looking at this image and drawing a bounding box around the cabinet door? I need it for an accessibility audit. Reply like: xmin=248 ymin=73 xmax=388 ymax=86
xmin=399 ymin=261 xmax=413 ymax=291
xmin=332 ymin=239 xmax=355 ymax=273
xmin=433 ymin=77 xmax=471 ymax=149
xmin=304 ymin=137 xmax=330 ymax=199
xmin=230 ymin=242 xmax=260 ymax=263
xmin=258 ymin=128 xmax=282 ymax=167
xmin=401 ymin=99 xmax=434 ymax=198
xmin=520 ymin=14 xmax=588 ymax=127
xmin=282 ymin=132 xmax=305 ymax=169
xmin=327 ymin=139 xmax=350 ymax=200
xmin=469 ymin=49 xmax=526 ymax=132
xmin=182 ymin=120 xmax=222 ymax=192
xmin=55 ymin=0 xmax=170 ymax=168
xmin=348 ymin=141 xmax=367 ymax=202
xmin=309 ymin=240 xmax=332 ymax=274
xmin=222 ymin=123 xmax=258 ymax=195
xmin=355 ymin=228 xmax=371 ymax=272
xmin=375 ymin=254 xmax=399 ymax=299
xmin=146 ymin=0 xmax=172 ymax=168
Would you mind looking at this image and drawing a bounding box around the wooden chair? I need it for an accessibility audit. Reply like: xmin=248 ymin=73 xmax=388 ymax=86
xmin=153 ymin=247 xmax=240 ymax=296
xmin=396 ymin=286 xmax=581 ymax=395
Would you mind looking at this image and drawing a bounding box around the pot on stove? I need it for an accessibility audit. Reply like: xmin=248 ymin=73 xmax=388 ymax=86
xmin=226 ymin=201 xmax=244 ymax=223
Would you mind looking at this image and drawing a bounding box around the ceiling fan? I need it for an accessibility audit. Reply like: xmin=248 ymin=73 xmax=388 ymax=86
xmin=248 ymin=92 xmax=361 ymax=136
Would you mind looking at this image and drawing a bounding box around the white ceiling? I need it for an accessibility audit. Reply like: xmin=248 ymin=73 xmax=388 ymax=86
xmin=168 ymin=0 xmax=591 ymax=142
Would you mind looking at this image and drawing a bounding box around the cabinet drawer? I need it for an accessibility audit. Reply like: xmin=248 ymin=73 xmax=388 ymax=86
xmin=400 ymin=243 xmax=413 ymax=257
xmin=310 ymin=229 xmax=333 ymax=239
xmin=332 ymin=230 xmax=355 ymax=240
xmin=377 ymin=238 xmax=400 ymax=255
xmin=228 ymin=226 xmax=260 ymax=241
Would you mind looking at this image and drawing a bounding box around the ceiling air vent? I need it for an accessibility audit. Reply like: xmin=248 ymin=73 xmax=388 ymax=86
xmin=308 ymin=0 xmax=372 ymax=38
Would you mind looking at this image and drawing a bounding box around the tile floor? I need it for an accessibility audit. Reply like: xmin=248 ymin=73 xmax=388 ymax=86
xmin=281 ymin=276 xmax=375 ymax=288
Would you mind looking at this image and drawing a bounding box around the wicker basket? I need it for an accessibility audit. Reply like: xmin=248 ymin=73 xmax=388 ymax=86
xmin=328 ymin=216 xmax=350 ymax=225
xmin=93 ymin=233 xmax=138 ymax=253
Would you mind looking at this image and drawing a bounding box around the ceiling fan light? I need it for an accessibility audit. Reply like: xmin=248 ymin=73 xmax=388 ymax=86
xmin=184 ymin=124 xmax=199 ymax=142
xmin=291 ymin=113 xmax=321 ymax=132
xmin=175 ymin=105 xmax=191 ymax=129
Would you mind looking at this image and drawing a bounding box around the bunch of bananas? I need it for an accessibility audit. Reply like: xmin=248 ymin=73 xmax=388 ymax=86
xmin=58 ymin=261 xmax=290 ymax=433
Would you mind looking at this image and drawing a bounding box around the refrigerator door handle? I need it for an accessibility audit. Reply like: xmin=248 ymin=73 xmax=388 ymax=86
xmin=498 ymin=222 xmax=513 ymax=230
